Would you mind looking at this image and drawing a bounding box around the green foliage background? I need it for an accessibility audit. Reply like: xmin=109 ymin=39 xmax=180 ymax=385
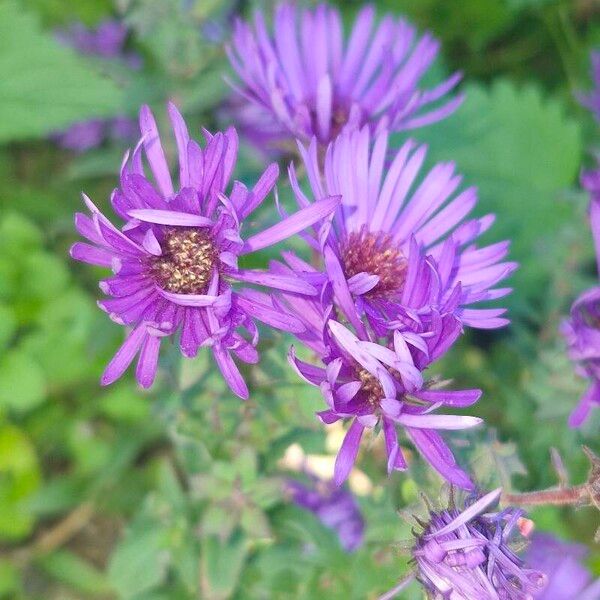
xmin=0 ymin=0 xmax=599 ymax=597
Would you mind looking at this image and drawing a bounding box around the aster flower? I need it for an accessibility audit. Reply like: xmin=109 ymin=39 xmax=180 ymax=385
xmin=227 ymin=3 xmax=463 ymax=150
xmin=54 ymin=20 xmax=139 ymax=152
xmin=57 ymin=20 xmax=135 ymax=60
xmin=71 ymin=103 xmax=339 ymax=397
xmin=286 ymin=477 xmax=364 ymax=552
xmin=275 ymin=255 xmax=482 ymax=489
xmin=562 ymin=173 xmax=600 ymax=426
xmin=526 ymin=533 xmax=600 ymax=600
xmin=290 ymin=127 xmax=516 ymax=336
xmin=407 ymin=489 xmax=546 ymax=600
xmin=578 ymin=51 xmax=600 ymax=123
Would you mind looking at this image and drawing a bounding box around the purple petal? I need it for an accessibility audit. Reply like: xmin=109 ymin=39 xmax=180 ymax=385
xmin=240 ymin=163 xmax=279 ymax=219
xmin=426 ymin=489 xmax=502 ymax=539
xmin=127 ymin=209 xmax=212 ymax=227
xmin=142 ymin=229 xmax=162 ymax=255
xmin=167 ymin=102 xmax=190 ymax=187
xmin=157 ymin=288 xmax=222 ymax=307
xmin=347 ymin=272 xmax=379 ymax=295
xmin=406 ymin=428 xmax=474 ymax=490
xmin=232 ymin=269 xmax=317 ymax=294
xmin=334 ymin=419 xmax=364 ymax=486
xmin=212 ymin=344 xmax=249 ymax=400
xmin=70 ymin=242 xmax=113 ymax=267
xmin=324 ymin=246 xmax=367 ymax=337
xmin=136 ymin=334 xmax=161 ymax=388
xmin=139 ymin=105 xmax=174 ymax=198
xmin=394 ymin=414 xmax=482 ymax=430
xmin=236 ymin=293 xmax=305 ymax=333
xmin=413 ymin=388 xmax=482 ymax=408
xmin=101 ymin=325 xmax=146 ymax=385
xmin=242 ymin=196 xmax=340 ymax=254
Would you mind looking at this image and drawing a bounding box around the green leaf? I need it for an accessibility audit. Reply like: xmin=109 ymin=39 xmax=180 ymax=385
xmin=0 ymin=560 xmax=21 ymax=599
xmin=240 ymin=505 xmax=271 ymax=539
xmin=0 ymin=304 xmax=16 ymax=351
xmin=200 ymin=533 xmax=249 ymax=600
xmin=0 ymin=213 xmax=42 ymax=258
xmin=0 ymin=424 xmax=41 ymax=541
xmin=23 ymin=0 xmax=113 ymax=26
xmin=414 ymin=80 xmax=582 ymax=309
xmin=425 ymin=81 xmax=581 ymax=192
xmin=21 ymin=252 xmax=70 ymax=301
xmin=22 ymin=290 xmax=103 ymax=388
xmin=108 ymin=526 xmax=170 ymax=599
xmin=0 ymin=350 xmax=46 ymax=413
xmin=100 ymin=385 xmax=150 ymax=424
xmin=172 ymin=539 xmax=200 ymax=597
xmin=201 ymin=504 xmax=238 ymax=539
xmin=25 ymin=475 xmax=83 ymax=517
xmin=0 ymin=1 xmax=124 ymax=143
xmin=504 ymin=0 xmax=553 ymax=9
xmin=38 ymin=550 xmax=113 ymax=596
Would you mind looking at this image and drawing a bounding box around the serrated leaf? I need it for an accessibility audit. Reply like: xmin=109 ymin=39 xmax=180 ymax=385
xmin=0 ymin=1 xmax=124 ymax=142
xmin=414 ymin=80 xmax=582 ymax=309
xmin=416 ymin=81 xmax=581 ymax=213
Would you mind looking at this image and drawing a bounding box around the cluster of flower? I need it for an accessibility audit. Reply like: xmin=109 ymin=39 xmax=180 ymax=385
xmin=72 ymin=2 xmax=515 ymax=491
xmin=70 ymin=4 xmax=598 ymax=598
xmin=53 ymin=20 xmax=139 ymax=151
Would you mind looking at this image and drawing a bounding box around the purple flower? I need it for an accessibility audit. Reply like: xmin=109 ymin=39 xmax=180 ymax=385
xmin=227 ymin=3 xmax=463 ymax=150
xmin=57 ymin=20 xmax=129 ymax=58
xmin=526 ymin=533 xmax=600 ymax=600
xmin=288 ymin=316 xmax=482 ymax=490
xmin=286 ymin=477 xmax=364 ymax=552
xmin=274 ymin=251 xmax=482 ymax=489
xmin=411 ymin=489 xmax=546 ymax=599
xmin=562 ymin=173 xmax=600 ymax=426
xmin=53 ymin=120 xmax=107 ymax=153
xmin=53 ymin=20 xmax=140 ymax=152
xmin=579 ymin=51 xmax=600 ymax=122
xmin=290 ymin=127 xmax=516 ymax=335
xmin=71 ymin=103 xmax=339 ymax=397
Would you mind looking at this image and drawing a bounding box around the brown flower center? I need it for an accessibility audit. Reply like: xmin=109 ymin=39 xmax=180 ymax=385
xmin=356 ymin=367 xmax=385 ymax=406
xmin=148 ymin=227 xmax=217 ymax=294
xmin=341 ymin=228 xmax=408 ymax=300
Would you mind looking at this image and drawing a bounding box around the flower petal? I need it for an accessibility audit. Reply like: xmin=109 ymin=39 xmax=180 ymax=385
xmin=334 ymin=419 xmax=364 ymax=486
xmin=242 ymin=195 xmax=340 ymax=254
xmin=128 ymin=209 xmax=213 ymax=227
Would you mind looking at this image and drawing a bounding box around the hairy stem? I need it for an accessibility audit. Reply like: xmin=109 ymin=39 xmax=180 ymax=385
xmin=503 ymin=485 xmax=588 ymax=506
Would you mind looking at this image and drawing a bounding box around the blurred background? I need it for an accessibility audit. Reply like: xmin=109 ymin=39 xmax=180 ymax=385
xmin=1 ymin=0 xmax=600 ymax=598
